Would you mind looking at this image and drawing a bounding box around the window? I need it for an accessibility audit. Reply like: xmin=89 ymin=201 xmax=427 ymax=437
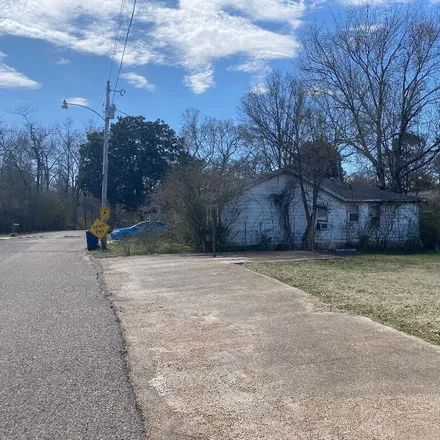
xmin=349 ymin=204 xmax=359 ymax=222
xmin=317 ymin=207 xmax=328 ymax=219
xmin=316 ymin=206 xmax=328 ymax=231
xmin=370 ymin=204 xmax=380 ymax=227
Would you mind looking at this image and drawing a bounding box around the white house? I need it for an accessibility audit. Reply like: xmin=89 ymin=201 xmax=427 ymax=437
xmin=226 ymin=170 xmax=420 ymax=250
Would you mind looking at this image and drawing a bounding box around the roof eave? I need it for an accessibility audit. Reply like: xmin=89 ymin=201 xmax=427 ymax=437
xmin=320 ymin=183 xmax=420 ymax=203
xmin=345 ymin=199 xmax=421 ymax=203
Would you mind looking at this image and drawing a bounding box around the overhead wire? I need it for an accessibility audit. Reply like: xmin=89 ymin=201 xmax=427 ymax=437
xmin=108 ymin=0 xmax=127 ymax=83
xmin=117 ymin=109 xmax=131 ymax=117
xmin=93 ymin=93 xmax=106 ymax=125
xmin=112 ymin=0 xmax=137 ymax=103
xmin=93 ymin=0 xmax=126 ymax=125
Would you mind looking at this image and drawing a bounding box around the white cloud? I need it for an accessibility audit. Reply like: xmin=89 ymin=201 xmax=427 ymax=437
xmin=121 ymin=72 xmax=155 ymax=92
xmin=0 ymin=51 xmax=40 ymax=89
xmin=55 ymin=57 xmax=70 ymax=65
xmin=1 ymin=0 xmax=307 ymax=93
xmin=229 ymin=59 xmax=271 ymax=73
xmin=229 ymin=59 xmax=272 ymax=94
xmin=249 ymin=73 xmax=269 ymax=94
xmin=184 ymin=66 xmax=215 ymax=94
xmin=66 ymin=97 xmax=88 ymax=106
xmin=215 ymin=0 xmax=306 ymax=28
xmin=340 ymin=0 xmax=407 ymax=4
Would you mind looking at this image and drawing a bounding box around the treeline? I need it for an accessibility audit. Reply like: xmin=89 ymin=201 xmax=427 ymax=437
xmin=0 ymin=108 xmax=101 ymax=234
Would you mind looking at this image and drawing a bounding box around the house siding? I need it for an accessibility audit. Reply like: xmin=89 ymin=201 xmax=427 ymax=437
xmin=226 ymin=174 xmax=420 ymax=249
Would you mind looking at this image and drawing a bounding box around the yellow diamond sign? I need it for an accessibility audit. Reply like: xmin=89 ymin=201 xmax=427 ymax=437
xmin=100 ymin=207 xmax=110 ymax=221
xmin=89 ymin=218 xmax=110 ymax=239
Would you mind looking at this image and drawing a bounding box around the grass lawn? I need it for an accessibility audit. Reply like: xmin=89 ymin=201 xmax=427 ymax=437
xmin=90 ymin=235 xmax=193 ymax=258
xmin=247 ymin=253 xmax=440 ymax=345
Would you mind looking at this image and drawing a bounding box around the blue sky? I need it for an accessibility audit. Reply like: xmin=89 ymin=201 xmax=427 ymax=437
xmin=0 ymin=0 xmax=437 ymax=132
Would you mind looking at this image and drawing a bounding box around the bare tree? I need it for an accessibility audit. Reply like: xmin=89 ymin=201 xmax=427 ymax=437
xmin=181 ymin=108 xmax=251 ymax=174
xmin=156 ymin=156 xmax=245 ymax=252
xmin=13 ymin=107 xmax=52 ymax=192
xmin=300 ymin=4 xmax=440 ymax=193
xmin=240 ymin=71 xmax=308 ymax=171
xmin=240 ymin=70 xmax=344 ymax=250
xmin=176 ymin=109 xmax=253 ymax=250
xmin=54 ymin=119 xmax=84 ymax=227
xmin=0 ymin=112 xmax=91 ymax=233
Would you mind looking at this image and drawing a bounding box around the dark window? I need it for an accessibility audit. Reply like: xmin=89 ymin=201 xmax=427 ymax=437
xmin=349 ymin=205 xmax=359 ymax=222
xmin=316 ymin=207 xmax=328 ymax=231
xmin=317 ymin=207 xmax=328 ymax=219
xmin=370 ymin=204 xmax=380 ymax=227
xmin=317 ymin=222 xmax=328 ymax=231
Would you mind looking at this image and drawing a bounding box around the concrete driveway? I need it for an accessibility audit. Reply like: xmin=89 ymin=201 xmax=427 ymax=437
xmin=102 ymin=254 xmax=440 ymax=440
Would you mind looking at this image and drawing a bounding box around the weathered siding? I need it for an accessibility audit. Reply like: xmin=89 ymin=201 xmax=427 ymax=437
xmin=227 ymin=175 xmax=285 ymax=247
xmin=315 ymin=202 xmax=419 ymax=249
xmin=358 ymin=203 xmax=419 ymax=246
xmin=227 ymin=174 xmax=420 ymax=249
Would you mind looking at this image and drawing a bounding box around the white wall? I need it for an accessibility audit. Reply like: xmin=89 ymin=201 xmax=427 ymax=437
xmin=226 ymin=174 xmax=285 ymax=247
xmin=226 ymin=174 xmax=420 ymax=249
xmin=358 ymin=203 xmax=419 ymax=245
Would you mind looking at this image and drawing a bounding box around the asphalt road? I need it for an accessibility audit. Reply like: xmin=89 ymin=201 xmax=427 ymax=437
xmin=0 ymin=232 xmax=145 ymax=440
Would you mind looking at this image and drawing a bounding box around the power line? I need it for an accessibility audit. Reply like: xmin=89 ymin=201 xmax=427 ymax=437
xmin=93 ymin=92 xmax=105 ymax=124
xmin=108 ymin=0 xmax=127 ymax=83
xmin=117 ymin=109 xmax=130 ymax=117
xmin=113 ymin=0 xmax=137 ymax=102
xmin=91 ymin=0 xmax=126 ymax=126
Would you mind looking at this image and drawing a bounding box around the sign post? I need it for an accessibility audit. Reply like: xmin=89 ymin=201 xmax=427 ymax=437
xmin=212 ymin=207 xmax=217 ymax=258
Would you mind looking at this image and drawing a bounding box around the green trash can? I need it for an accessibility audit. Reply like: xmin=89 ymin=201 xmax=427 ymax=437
xmin=86 ymin=231 xmax=99 ymax=251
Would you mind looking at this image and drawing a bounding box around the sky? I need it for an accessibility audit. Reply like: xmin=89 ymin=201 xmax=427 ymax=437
xmin=0 ymin=0 xmax=438 ymax=132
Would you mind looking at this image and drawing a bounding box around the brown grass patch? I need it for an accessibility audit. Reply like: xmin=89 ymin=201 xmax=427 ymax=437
xmin=247 ymin=254 xmax=440 ymax=345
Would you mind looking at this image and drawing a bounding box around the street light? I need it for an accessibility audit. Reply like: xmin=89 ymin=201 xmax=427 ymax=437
xmin=61 ymin=99 xmax=106 ymax=121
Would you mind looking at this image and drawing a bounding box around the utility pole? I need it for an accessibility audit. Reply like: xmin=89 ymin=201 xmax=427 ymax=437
xmin=61 ymin=81 xmax=118 ymax=250
xmin=101 ymin=81 xmax=111 ymax=250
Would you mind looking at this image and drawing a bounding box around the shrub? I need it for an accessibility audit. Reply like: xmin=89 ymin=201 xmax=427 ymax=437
xmin=420 ymin=207 xmax=440 ymax=251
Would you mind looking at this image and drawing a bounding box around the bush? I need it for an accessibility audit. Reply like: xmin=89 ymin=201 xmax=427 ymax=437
xmin=257 ymin=232 xmax=272 ymax=251
xmin=420 ymin=207 xmax=440 ymax=251
xmin=112 ymin=229 xmax=194 ymax=256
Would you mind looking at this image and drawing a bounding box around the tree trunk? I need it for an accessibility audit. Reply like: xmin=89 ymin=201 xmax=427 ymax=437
xmin=302 ymin=184 xmax=319 ymax=252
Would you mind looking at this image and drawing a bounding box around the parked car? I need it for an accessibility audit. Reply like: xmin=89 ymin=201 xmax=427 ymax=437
xmin=110 ymin=221 xmax=168 ymax=240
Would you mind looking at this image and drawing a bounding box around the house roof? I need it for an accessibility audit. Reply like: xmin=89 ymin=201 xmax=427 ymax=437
xmin=321 ymin=178 xmax=420 ymax=203
xmin=409 ymin=189 xmax=440 ymax=203
xmin=247 ymin=170 xmax=420 ymax=203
